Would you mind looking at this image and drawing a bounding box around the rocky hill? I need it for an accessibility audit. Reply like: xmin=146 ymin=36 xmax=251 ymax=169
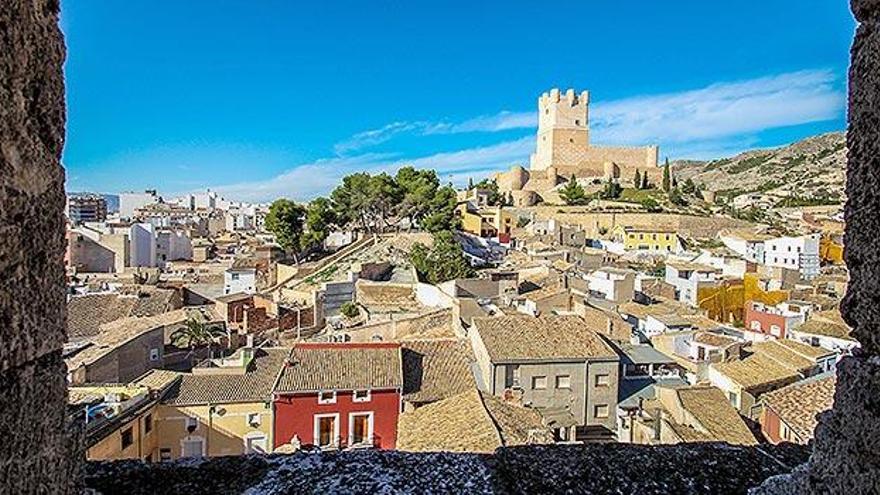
xmin=673 ymin=132 xmax=846 ymax=208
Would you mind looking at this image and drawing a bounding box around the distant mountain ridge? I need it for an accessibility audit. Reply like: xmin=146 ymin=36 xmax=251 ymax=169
xmin=673 ymin=132 xmax=846 ymax=207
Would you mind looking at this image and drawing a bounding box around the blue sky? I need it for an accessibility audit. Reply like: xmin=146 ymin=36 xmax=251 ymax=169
xmin=61 ymin=1 xmax=855 ymax=202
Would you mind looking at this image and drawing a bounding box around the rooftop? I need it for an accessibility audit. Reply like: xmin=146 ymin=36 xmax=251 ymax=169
xmin=397 ymin=389 xmax=550 ymax=453
xmin=675 ymin=386 xmax=757 ymax=445
xmin=793 ymin=312 xmax=854 ymax=341
xmin=276 ymin=343 xmax=403 ymax=392
xmin=401 ymin=339 xmax=475 ymax=404
xmin=67 ymin=288 xmax=178 ymax=340
xmin=693 ymin=331 xmax=739 ymax=348
xmin=762 ymin=372 xmax=836 ymax=442
xmin=711 ymin=354 xmax=801 ymax=393
xmin=162 ymin=347 xmax=290 ymax=405
xmin=472 ymin=315 xmax=617 ymax=363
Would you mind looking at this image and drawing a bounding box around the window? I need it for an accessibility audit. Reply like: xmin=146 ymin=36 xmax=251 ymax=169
xmin=185 ymin=416 xmax=198 ymax=432
xmin=594 ymin=404 xmax=609 ymax=418
xmin=121 ymin=427 xmax=134 ymax=449
xmin=318 ymin=390 xmax=337 ymax=404
xmin=556 ymin=375 xmax=571 ymax=389
xmin=159 ymin=448 xmax=172 ymax=462
xmin=353 ymin=390 xmax=371 ymax=402
xmin=532 ymin=376 xmax=548 ymax=390
xmin=349 ymin=412 xmax=374 ymax=446
xmin=594 ymin=374 xmax=610 ymax=387
xmin=780 ymin=422 xmax=790 ymax=441
xmin=144 ymin=414 xmax=152 ymax=434
xmin=246 ymin=413 xmax=261 ymax=427
xmin=770 ymin=325 xmax=782 ymax=337
xmin=751 ymin=320 xmax=762 ymax=331
xmin=149 ymin=348 xmax=160 ymax=361
xmin=231 ymin=273 xmax=240 ymax=280
xmin=575 ymin=119 xmax=580 ymax=125
xmin=728 ymin=391 xmax=739 ymax=408
xmin=314 ymin=414 xmax=339 ymax=448
xmin=181 ymin=437 xmax=205 ymax=458
xmin=505 ymin=365 xmax=521 ymax=388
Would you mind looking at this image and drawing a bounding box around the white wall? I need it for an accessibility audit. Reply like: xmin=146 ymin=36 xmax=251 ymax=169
xmin=224 ymin=269 xmax=256 ymax=295
xmin=119 ymin=191 xmax=159 ymax=220
xmin=415 ymin=283 xmax=455 ymax=309
xmin=129 ymin=223 xmax=157 ymax=267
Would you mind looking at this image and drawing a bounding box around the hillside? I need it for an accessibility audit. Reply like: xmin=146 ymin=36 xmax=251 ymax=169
xmin=673 ymin=132 xmax=846 ymax=208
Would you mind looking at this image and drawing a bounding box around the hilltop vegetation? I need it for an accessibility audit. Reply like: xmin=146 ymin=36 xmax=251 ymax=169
xmin=672 ymin=132 xmax=846 ymax=208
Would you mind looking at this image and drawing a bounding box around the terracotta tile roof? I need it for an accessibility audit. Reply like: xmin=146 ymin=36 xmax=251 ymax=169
xmin=472 ymin=315 xmax=617 ymax=362
xmin=522 ymin=285 xmax=568 ymax=303
xmin=133 ymin=368 xmax=182 ymax=392
xmin=67 ymin=289 xmax=179 ymax=340
xmin=402 ymin=339 xmax=475 ymax=404
xmin=762 ymin=373 xmax=836 ymax=442
xmin=711 ymin=354 xmax=801 ymax=393
xmin=276 ymin=343 xmax=403 ymax=392
xmin=666 ymin=261 xmax=718 ymax=273
xmin=67 ymin=294 xmax=138 ymax=339
xmin=793 ymin=314 xmax=853 ymax=341
xmin=676 ymin=386 xmax=757 ymax=445
xmin=396 ymin=389 xmax=550 ymax=453
xmin=163 ymin=348 xmax=290 ymax=405
xmin=693 ymin=332 xmax=738 ymax=348
xmin=752 ymin=340 xmax=832 ymax=372
xmin=65 ymin=309 xmax=191 ymax=371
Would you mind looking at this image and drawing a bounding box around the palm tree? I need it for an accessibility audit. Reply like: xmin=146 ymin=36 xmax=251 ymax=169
xmin=171 ymin=318 xmax=227 ymax=365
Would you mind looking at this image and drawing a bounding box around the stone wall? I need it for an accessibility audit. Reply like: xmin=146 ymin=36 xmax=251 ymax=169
xmin=0 ymin=0 xmax=81 ymax=492
xmin=754 ymin=1 xmax=880 ymax=493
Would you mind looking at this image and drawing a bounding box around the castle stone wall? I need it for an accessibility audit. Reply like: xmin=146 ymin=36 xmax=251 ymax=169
xmin=0 ymin=0 xmax=82 ymax=492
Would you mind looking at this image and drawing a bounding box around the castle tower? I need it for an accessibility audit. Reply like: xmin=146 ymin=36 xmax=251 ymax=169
xmin=529 ymin=88 xmax=590 ymax=171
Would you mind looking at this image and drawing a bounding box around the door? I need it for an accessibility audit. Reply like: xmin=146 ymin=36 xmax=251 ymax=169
xmin=350 ymin=413 xmax=371 ymax=446
xmin=245 ymin=434 xmax=267 ymax=454
xmin=317 ymin=416 xmax=336 ymax=447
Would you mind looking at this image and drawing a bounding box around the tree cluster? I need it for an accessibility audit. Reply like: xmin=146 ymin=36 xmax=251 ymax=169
xmin=264 ymin=166 xmax=459 ymax=260
xmin=409 ymin=230 xmax=474 ymax=284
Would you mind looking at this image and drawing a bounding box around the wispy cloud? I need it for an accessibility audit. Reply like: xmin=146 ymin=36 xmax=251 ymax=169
xmin=590 ymin=69 xmax=843 ymax=147
xmin=211 ymin=69 xmax=844 ymax=202
xmin=211 ymin=137 xmax=533 ymax=202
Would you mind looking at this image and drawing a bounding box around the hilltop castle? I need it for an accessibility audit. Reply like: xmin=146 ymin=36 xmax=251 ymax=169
xmin=495 ymin=88 xmax=659 ymax=206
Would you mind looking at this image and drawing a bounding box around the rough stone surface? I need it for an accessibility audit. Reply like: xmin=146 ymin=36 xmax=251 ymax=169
xmin=0 ymin=0 xmax=67 ymax=371
xmin=0 ymin=0 xmax=78 ymax=493
xmin=84 ymin=443 xmax=809 ymax=494
xmin=843 ymin=14 xmax=880 ymax=357
xmin=852 ymin=0 xmax=880 ymax=21
xmin=0 ymin=352 xmax=83 ymax=493
xmin=755 ymin=2 xmax=880 ymax=493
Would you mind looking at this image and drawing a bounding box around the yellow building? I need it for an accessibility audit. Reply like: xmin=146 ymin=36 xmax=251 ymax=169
xmin=69 ymin=370 xmax=180 ymax=462
xmin=456 ymin=202 xmax=514 ymax=237
xmin=612 ymin=226 xmax=681 ymax=253
xmin=152 ymin=347 xmax=290 ymax=460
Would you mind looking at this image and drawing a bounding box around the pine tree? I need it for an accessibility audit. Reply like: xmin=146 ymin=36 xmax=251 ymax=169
xmin=634 ymin=169 xmax=641 ymax=190
xmin=641 ymin=172 xmax=649 ymax=190
xmin=559 ymin=175 xmax=588 ymax=205
xmin=662 ymin=158 xmax=671 ymax=192
xmin=467 ymin=177 xmax=474 ymax=190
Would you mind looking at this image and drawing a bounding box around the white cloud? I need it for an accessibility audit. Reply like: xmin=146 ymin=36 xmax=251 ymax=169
xmin=210 ymin=137 xmax=533 ymax=202
xmin=211 ymin=69 xmax=844 ymax=202
xmin=590 ymin=69 xmax=843 ymax=146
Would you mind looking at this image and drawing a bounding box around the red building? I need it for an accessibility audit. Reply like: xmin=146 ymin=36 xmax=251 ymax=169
xmin=273 ymin=342 xmax=402 ymax=450
xmin=744 ymin=301 xmax=809 ymax=339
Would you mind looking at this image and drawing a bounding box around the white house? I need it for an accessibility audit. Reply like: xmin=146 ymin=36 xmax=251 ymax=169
xmin=129 ymin=223 xmax=157 ymax=268
xmin=763 ymin=234 xmax=821 ymax=279
xmin=664 ymin=261 xmax=720 ymax=307
xmin=691 ymin=248 xmax=750 ymax=278
xmin=224 ymin=264 xmax=257 ymax=295
xmin=642 ymin=314 xmax=694 ymax=337
xmin=156 ymin=230 xmax=193 ymax=263
xmin=586 ymin=267 xmax=635 ymax=303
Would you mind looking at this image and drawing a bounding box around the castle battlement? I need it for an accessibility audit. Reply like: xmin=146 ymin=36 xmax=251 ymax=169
xmin=539 ymin=88 xmax=590 ymax=106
